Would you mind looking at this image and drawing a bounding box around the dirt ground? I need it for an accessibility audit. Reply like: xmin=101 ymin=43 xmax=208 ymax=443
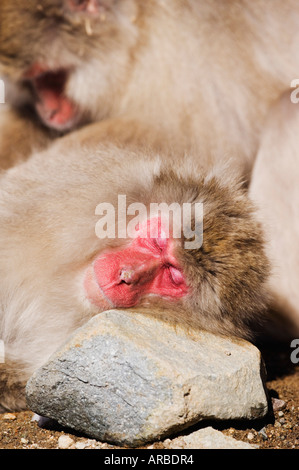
xmin=0 ymin=342 xmax=298 ymax=450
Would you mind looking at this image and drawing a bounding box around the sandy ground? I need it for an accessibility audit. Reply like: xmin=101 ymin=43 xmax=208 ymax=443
xmin=0 ymin=342 xmax=298 ymax=450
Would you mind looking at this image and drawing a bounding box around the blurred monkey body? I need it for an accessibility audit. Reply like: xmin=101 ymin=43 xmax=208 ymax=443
xmin=1 ymin=1 xmax=299 ymax=171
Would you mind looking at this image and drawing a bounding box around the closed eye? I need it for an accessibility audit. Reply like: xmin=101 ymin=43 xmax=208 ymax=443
xmin=167 ymin=265 xmax=185 ymax=286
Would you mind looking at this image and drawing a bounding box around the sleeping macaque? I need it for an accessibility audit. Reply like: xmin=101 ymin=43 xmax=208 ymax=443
xmin=0 ymin=0 xmax=299 ymax=338
xmin=0 ymin=127 xmax=269 ymax=411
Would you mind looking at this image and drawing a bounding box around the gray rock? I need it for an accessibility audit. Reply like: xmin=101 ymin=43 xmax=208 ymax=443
xmin=271 ymin=397 xmax=286 ymax=411
xmin=26 ymin=309 xmax=268 ymax=447
xmin=163 ymin=427 xmax=257 ymax=449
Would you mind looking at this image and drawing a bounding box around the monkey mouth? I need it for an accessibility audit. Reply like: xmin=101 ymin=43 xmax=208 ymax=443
xmin=23 ymin=64 xmax=79 ymax=131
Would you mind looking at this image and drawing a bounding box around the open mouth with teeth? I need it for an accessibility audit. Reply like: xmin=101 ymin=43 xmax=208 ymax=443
xmin=24 ymin=64 xmax=79 ymax=131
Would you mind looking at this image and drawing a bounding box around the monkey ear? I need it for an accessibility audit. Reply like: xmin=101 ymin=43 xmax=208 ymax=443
xmin=67 ymin=0 xmax=102 ymax=14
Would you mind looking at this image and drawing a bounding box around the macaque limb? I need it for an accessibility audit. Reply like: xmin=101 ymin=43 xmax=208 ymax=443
xmin=0 ymin=126 xmax=269 ymax=411
xmin=250 ymin=92 xmax=299 ymax=339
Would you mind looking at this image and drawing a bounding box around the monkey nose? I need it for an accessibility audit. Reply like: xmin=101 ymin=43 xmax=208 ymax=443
xmin=119 ymin=268 xmax=135 ymax=284
xmin=118 ymin=258 xmax=161 ymax=286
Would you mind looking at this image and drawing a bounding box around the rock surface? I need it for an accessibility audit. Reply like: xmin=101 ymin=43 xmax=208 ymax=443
xmin=26 ymin=309 xmax=268 ymax=447
xmin=163 ymin=427 xmax=256 ymax=449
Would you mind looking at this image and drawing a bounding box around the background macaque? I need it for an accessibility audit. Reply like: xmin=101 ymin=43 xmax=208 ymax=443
xmin=0 ymin=0 xmax=299 ymax=410
xmin=0 ymin=128 xmax=269 ymax=411
xmin=1 ymin=0 xmax=299 ymax=171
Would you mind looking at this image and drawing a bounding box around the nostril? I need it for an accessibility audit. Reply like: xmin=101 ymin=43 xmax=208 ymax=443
xmin=118 ymin=258 xmax=160 ymax=286
xmin=119 ymin=268 xmax=135 ymax=285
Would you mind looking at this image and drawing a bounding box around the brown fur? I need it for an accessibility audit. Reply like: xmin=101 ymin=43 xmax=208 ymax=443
xmin=0 ymin=106 xmax=51 ymax=169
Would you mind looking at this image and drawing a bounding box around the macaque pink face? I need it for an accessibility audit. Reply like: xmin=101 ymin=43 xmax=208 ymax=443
xmin=84 ymin=218 xmax=188 ymax=310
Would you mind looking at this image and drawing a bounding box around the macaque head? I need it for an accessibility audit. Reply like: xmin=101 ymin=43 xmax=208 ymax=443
xmin=81 ymin=164 xmax=270 ymax=340
xmin=0 ymin=0 xmax=139 ymax=131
